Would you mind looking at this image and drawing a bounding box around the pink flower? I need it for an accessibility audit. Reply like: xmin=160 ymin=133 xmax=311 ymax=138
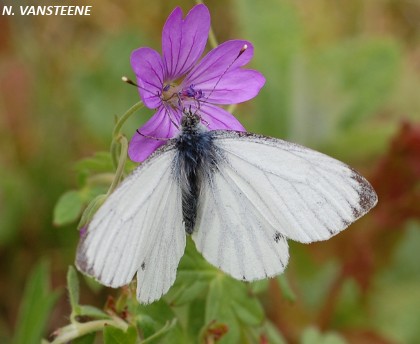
xmin=129 ymin=4 xmax=265 ymax=162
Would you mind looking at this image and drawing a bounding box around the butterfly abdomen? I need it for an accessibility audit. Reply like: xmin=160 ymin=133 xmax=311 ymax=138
xmin=175 ymin=122 xmax=218 ymax=234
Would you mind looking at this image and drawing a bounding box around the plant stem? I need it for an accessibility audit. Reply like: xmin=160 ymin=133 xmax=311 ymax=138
xmin=50 ymin=318 xmax=128 ymax=344
xmin=112 ymin=101 xmax=144 ymax=139
xmin=107 ymin=135 xmax=128 ymax=195
xmin=111 ymin=101 xmax=144 ymax=169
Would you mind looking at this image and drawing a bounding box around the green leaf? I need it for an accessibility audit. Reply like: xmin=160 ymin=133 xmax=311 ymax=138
xmin=141 ymin=319 xmax=178 ymax=344
xmin=187 ymin=299 xmax=206 ymax=339
xmin=72 ymin=333 xmax=96 ymax=344
xmin=167 ymin=238 xmax=218 ymax=306
xmin=232 ymin=294 xmax=264 ymax=326
xmin=167 ymin=239 xmax=267 ymax=342
xmin=249 ymin=279 xmax=269 ymax=295
xmin=103 ymin=325 xmax=137 ymax=344
xmin=83 ymin=275 xmax=104 ymax=293
xmin=167 ymin=279 xmax=208 ymax=306
xmin=226 ymin=279 xmax=265 ymax=327
xmin=12 ymin=260 xmax=60 ymax=344
xmin=205 ymin=276 xmax=264 ymax=343
xmin=135 ymin=302 xmax=180 ymax=342
xmin=67 ymin=266 xmax=80 ymax=314
xmin=137 ymin=314 xmax=159 ymax=340
xmin=53 ymin=190 xmax=84 ymax=226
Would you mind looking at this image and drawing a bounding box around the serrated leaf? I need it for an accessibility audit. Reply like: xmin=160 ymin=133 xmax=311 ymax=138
xmin=168 ymin=238 xmax=217 ymax=305
xmin=103 ymin=325 xmax=137 ymax=344
xmin=136 ymin=300 xmax=175 ymax=325
xmin=141 ymin=319 xmax=177 ymax=344
xmin=232 ymin=294 xmax=264 ymax=326
xmin=205 ymin=279 xmax=225 ymax=323
xmin=137 ymin=314 xmax=159 ymax=340
xmin=231 ymin=281 xmax=264 ymax=326
xmin=206 ymin=277 xmax=264 ymax=327
xmin=53 ymin=190 xmax=84 ymax=226
xmin=205 ymin=277 xmax=253 ymax=344
xmin=187 ymin=299 xmax=206 ymax=339
xmin=167 ymin=279 xmax=208 ymax=306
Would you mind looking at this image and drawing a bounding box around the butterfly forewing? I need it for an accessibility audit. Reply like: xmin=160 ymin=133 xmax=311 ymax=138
xmin=192 ymin=130 xmax=377 ymax=281
xmin=76 ymin=144 xmax=185 ymax=304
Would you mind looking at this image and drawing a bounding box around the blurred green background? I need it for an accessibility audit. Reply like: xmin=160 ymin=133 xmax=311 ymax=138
xmin=1 ymin=0 xmax=419 ymax=343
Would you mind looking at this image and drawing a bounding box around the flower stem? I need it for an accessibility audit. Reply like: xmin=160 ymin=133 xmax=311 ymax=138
xmin=50 ymin=318 xmax=128 ymax=344
xmin=111 ymin=101 xmax=144 ymax=169
xmin=107 ymin=134 xmax=128 ymax=196
xmin=112 ymin=101 xmax=144 ymax=139
xmin=195 ymin=0 xmax=218 ymax=48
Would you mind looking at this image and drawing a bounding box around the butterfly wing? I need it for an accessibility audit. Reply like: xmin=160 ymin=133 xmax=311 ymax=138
xmin=192 ymin=131 xmax=377 ymax=281
xmin=76 ymin=144 xmax=185 ymax=304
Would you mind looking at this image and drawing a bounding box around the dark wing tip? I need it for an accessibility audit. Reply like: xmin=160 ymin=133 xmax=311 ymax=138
xmin=351 ymin=170 xmax=378 ymax=218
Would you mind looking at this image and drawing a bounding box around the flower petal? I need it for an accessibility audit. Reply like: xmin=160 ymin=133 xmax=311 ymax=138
xmin=184 ymin=40 xmax=255 ymax=87
xmin=130 ymin=47 xmax=164 ymax=109
xmin=162 ymin=4 xmax=210 ymax=80
xmin=194 ymin=103 xmax=246 ymax=131
xmin=128 ymin=107 xmax=181 ymax=162
xmin=191 ymin=69 xmax=265 ymax=104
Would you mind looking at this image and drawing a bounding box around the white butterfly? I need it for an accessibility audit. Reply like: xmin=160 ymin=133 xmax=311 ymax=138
xmin=76 ymin=111 xmax=377 ymax=304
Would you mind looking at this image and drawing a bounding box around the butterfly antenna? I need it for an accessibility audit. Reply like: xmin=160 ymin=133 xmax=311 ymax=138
xmin=191 ymin=44 xmax=248 ymax=120
xmin=136 ymin=129 xmax=169 ymax=141
xmin=203 ymin=44 xmax=248 ymax=106
xmin=164 ymin=103 xmax=180 ymax=130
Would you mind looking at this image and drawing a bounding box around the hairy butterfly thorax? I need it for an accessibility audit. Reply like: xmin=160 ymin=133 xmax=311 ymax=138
xmin=175 ymin=110 xmax=219 ymax=234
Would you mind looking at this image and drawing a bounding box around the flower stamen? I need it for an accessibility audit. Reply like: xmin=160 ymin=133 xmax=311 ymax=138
xmin=161 ymin=83 xmax=205 ymax=110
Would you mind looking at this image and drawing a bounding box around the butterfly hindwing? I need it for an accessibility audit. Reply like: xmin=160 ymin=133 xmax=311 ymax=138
xmin=193 ymin=162 xmax=290 ymax=281
xmin=192 ymin=131 xmax=377 ymax=281
xmin=76 ymin=144 xmax=185 ymax=304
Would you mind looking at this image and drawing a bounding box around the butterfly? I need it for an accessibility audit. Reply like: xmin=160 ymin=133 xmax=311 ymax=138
xmin=76 ymin=109 xmax=377 ymax=304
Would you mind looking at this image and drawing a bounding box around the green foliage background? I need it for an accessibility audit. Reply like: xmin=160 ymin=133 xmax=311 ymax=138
xmin=1 ymin=0 xmax=419 ymax=343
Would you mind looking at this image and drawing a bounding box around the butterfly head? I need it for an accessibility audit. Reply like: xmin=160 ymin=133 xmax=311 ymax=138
xmin=181 ymin=107 xmax=202 ymax=130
